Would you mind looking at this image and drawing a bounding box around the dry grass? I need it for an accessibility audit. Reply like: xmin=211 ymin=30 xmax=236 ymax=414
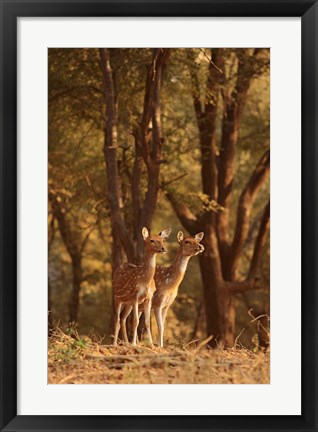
xmin=48 ymin=329 xmax=270 ymax=384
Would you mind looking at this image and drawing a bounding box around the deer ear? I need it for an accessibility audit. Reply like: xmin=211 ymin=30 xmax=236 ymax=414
xmin=177 ymin=231 xmax=184 ymax=243
xmin=142 ymin=227 xmax=149 ymax=240
xmin=195 ymin=232 xmax=204 ymax=242
xmin=159 ymin=227 xmax=171 ymax=239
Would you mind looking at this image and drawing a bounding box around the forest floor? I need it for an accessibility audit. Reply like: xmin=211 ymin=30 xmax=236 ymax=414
xmin=48 ymin=328 xmax=270 ymax=384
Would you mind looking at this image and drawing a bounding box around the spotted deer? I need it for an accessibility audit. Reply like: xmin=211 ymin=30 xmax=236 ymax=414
xmin=152 ymin=231 xmax=204 ymax=347
xmin=112 ymin=227 xmax=171 ymax=346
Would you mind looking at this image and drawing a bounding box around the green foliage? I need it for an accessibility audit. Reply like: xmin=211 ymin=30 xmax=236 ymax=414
xmin=50 ymin=327 xmax=92 ymax=364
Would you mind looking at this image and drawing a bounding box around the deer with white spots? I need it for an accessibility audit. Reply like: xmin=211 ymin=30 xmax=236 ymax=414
xmin=152 ymin=231 xmax=204 ymax=347
xmin=112 ymin=227 xmax=171 ymax=346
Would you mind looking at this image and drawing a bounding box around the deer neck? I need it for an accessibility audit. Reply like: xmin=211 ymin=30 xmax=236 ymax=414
xmin=142 ymin=252 xmax=157 ymax=282
xmin=170 ymin=251 xmax=191 ymax=278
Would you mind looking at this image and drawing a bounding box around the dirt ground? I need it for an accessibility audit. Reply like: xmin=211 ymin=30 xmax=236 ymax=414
xmin=48 ymin=330 xmax=270 ymax=384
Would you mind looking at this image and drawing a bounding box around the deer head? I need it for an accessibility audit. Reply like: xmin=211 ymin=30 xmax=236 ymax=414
xmin=177 ymin=231 xmax=205 ymax=256
xmin=142 ymin=227 xmax=172 ymax=254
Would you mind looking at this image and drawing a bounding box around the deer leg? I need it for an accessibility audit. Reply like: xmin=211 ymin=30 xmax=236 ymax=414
xmin=120 ymin=305 xmax=132 ymax=343
xmin=135 ymin=310 xmax=143 ymax=344
xmin=132 ymin=301 xmax=139 ymax=346
xmin=160 ymin=307 xmax=170 ymax=347
xmin=162 ymin=306 xmax=169 ymax=325
xmin=143 ymin=300 xmax=153 ymax=346
xmin=154 ymin=306 xmax=164 ymax=348
xmin=113 ymin=302 xmax=123 ymax=346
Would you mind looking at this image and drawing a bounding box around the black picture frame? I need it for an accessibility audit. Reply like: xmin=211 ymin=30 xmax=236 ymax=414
xmin=0 ymin=1 xmax=317 ymax=431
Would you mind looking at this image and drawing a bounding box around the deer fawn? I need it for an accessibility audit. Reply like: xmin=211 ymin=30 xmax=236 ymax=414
xmin=152 ymin=231 xmax=204 ymax=347
xmin=112 ymin=227 xmax=171 ymax=346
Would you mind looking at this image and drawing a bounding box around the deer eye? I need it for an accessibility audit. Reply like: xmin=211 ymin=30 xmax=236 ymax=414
xmin=150 ymin=240 xmax=155 ymax=243
xmin=185 ymin=240 xmax=190 ymax=244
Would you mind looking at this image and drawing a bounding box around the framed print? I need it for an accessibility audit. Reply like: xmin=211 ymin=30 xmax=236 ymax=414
xmin=0 ymin=0 xmax=317 ymax=431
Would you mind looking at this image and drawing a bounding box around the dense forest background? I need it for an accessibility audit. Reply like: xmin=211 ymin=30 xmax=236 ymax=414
xmin=48 ymin=48 xmax=270 ymax=348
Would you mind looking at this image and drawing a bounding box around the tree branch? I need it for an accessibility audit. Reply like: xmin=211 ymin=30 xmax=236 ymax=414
xmin=161 ymin=172 xmax=188 ymax=188
xmin=80 ymin=224 xmax=96 ymax=255
xmin=229 ymin=149 xmax=270 ymax=278
xmin=166 ymin=191 xmax=198 ymax=234
xmin=187 ymin=49 xmax=225 ymax=280
xmin=99 ymin=48 xmax=135 ymax=264
xmin=131 ymin=133 xmax=143 ymax=238
xmin=199 ymin=48 xmax=223 ymax=75
xmin=133 ymin=49 xmax=170 ymax=260
xmin=187 ymin=49 xmax=202 ymax=121
xmin=226 ymin=277 xmax=263 ymax=294
xmin=249 ymin=200 xmax=270 ymax=278
xmin=217 ymin=49 xmax=258 ymax=250
xmin=204 ymin=48 xmax=225 ymax=114
xmin=200 ymin=49 xmax=225 ymax=201
xmin=189 ymin=49 xmax=224 ymax=204
xmin=48 ymin=84 xmax=103 ymax=102
xmin=48 ymin=214 xmax=56 ymax=253
xmin=138 ymin=49 xmax=170 ymax=167
xmin=48 ymin=192 xmax=81 ymax=260
xmin=140 ymin=51 xmax=168 ymax=227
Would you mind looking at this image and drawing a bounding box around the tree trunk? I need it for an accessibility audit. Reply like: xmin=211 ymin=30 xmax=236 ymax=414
xmin=191 ymin=300 xmax=204 ymax=340
xmin=198 ymin=253 xmax=220 ymax=345
xmin=48 ymin=278 xmax=54 ymax=335
xmin=100 ymin=48 xmax=135 ymax=264
xmin=49 ymin=192 xmax=86 ymax=326
xmin=68 ymin=254 xmax=82 ymax=323
xmin=199 ymin=252 xmax=235 ymax=347
xmin=217 ymin=286 xmax=236 ymax=347
xmin=48 ymin=215 xmax=55 ymax=334
xmin=109 ymin=230 xmax=125 ymax=340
